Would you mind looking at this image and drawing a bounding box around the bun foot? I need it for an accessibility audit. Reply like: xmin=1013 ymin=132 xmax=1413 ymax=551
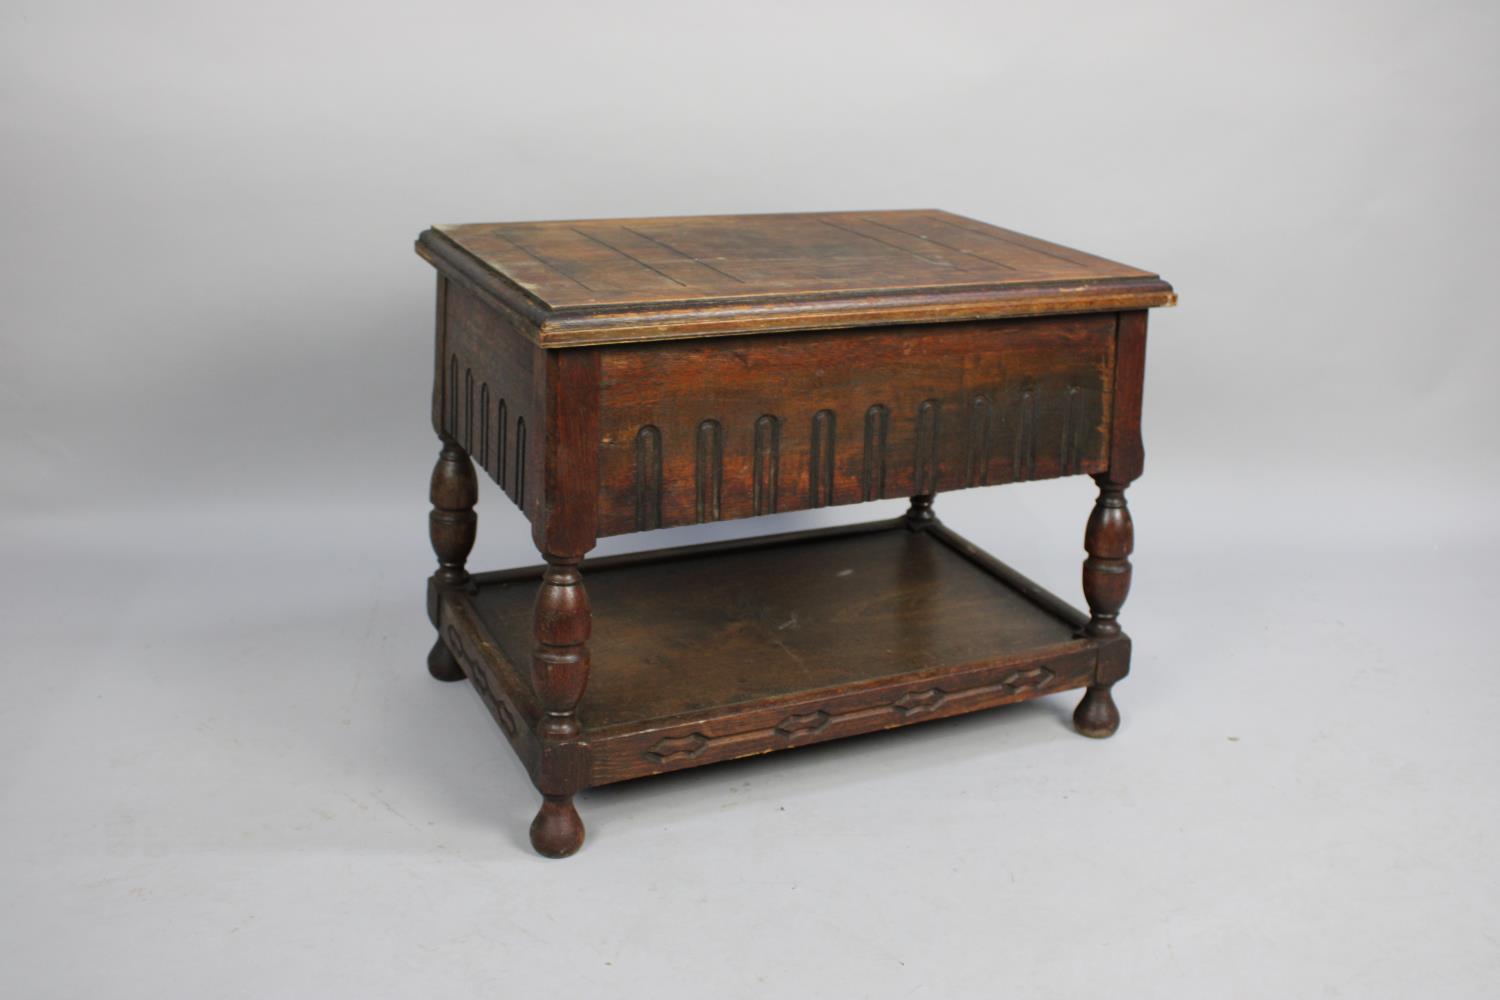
xmin=427 ymin=638 xmax=465 ymax=682
xmin=1073 ymin=684 xmax=1120 ymax=738
xmin=530 ymin=794 xmax=585 ymax=858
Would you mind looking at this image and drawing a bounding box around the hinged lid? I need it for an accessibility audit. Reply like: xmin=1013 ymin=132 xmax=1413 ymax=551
xmin=416 ymin=209 xmax=1174 ymax=347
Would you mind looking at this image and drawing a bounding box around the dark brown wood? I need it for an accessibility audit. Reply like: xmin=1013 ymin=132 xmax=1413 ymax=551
xmin=531 ymin=349 xmax=600 ymax=557
xmin=1082 ymin=477 xmax=1133 ymax=639
xmin=527 ymin=556 xmax=590 ymax=857
xmin=525 ymin=347 xmax=600 ymax=856
xmin=531 ymin=795 xmax=584 ymax=858
xmin=443 ymin=522 xmax=1117 ymax=785
xmin=928 ymin=521 xmax=1089 ymax=632
xmin=594 ymin=314 xmax=1115 ymax=536
xmin=529 ymin=560 xmax=591 ymax=741
xmin=416 ymin=210 xmax=1174 ymax=345
xmin=1076 ymin=475 xmax=1133 ymax=738
xmin=437 ymin=280 xmax=543 ymax=518
xmin=906 ymin=493 xmax=936 ymax=530
xmin=1106 ymin=310 xmax=1149 ymax=483
xmin=431 ymin=274 xmax=448 ymax=432
xmin=479 ymin=517 xmax=903 ymax=585
xmin=438 ymin=600 xmax=541 ymax=769
xmin=426 ymin=633 xmax=465 ymax=682
xmin=426 ymin=437 xmax=476 ymax=682
xmin=1074 ymin=683 xmax=1121 ymax=739
xmin=429 ymin=439 xmax=477 ymax=590
xmin=415 ymin=209 xmax=1172 ymax=855
xmin=1072 ymin=310 xmax=1149 ymax=736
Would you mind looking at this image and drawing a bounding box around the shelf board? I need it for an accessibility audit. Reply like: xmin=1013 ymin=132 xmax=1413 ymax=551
xmin=436 ymin=520 xmax=1125 ymax=786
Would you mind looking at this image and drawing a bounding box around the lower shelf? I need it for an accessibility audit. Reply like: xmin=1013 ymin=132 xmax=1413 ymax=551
xmin=436 ymin=519 xmax=1127 ymax=787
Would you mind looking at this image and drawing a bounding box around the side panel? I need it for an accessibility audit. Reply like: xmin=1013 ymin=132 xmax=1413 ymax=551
xmin=594 ymin=313 xmax=1118 ymax=536
xmin=437 ymin=281 xmax=545 ymax=524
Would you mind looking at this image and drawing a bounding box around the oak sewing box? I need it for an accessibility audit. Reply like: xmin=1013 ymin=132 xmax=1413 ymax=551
xmin=415 ymin=210 xmax=1175 ymax=856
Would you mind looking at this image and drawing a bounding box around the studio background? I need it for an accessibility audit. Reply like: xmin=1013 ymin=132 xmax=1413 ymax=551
xmin=3 ymin=1 xmax=1496 ymax=997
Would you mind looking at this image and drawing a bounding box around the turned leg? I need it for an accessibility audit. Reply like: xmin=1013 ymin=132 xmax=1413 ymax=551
xmin=427 ymin=437 xmax=477 ymax=682
xmin=1076 ymin=474 xmax=1132 ymax=737
xmin=905 ymin=493 xmax=936 ymax=529
xmin=528 ymin=555 xmax=591 ymax=857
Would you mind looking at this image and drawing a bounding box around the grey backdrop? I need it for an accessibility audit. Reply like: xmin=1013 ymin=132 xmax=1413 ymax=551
xmin=4 ymin=1 xmax=1497 ymax=997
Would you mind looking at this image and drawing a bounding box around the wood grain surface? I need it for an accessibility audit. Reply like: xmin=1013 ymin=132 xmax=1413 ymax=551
xmin=594 ymin=313 xmax=1116 ymax=536
xmin=417 ymin=214 xmax=1171 ymax=852
xmin=417 ymin=210 xmax=1174 ymax=345
xmin=444 ymin=520 xmax=1118 ymax=785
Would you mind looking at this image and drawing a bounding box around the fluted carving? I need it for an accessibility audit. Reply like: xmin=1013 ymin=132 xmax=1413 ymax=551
xmin=464 ymin=368 xmax=474 ymax=452
xmin=695 ymin=419 xmax=723 ymax=522
xmin=753 ymin=415 xmax=780 ymax=515
xmin=810 ymin=409 xmax=836 ymax=507
xmin=513 ymin=417 xmax=526 ymax=508
xmin=602 ymin=378 xmax=1111 ymax=534
xmin=448 ymin=355 xmax=459 ymax=434
xmin=915 ymin=398 xmax=940 ymax=494
xmin=433 ymin=280 xmax=540 ymax=519
xmin=1014 ymin=381 xmax=1039 ymax=480
xmin=862 ymin=404 xmax=889 ymax=501
xmin=496 ymin=399 xmax=508 ymax=487
xmin=635 ymin=425 xmax=662 ymax=530
xmin=1061 ymin=384 xmax=1084 ymax=474
xmin=966 ymin=394 xmax=993 ymax=487
xmin=478 ymin=383 xmax=490 ymax=473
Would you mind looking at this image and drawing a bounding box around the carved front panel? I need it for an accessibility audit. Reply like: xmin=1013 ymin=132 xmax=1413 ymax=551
xmin=594 ymin=313 xmax=1117 ymax=536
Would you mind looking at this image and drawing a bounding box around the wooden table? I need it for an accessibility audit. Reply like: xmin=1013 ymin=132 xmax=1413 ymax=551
xmin=414 ymin=210 xmax=1175 ymax=857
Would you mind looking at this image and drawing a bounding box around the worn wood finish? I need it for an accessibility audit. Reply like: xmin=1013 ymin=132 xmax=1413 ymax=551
xmin=417 ymin=210 xmax=1175 ymax=346
xmin=1082 ymin=478 xmax=1133 ymax=640
xmin=438 ymin=521 xmax=1121 ymax=785
xmin=415 ymin=210 xmax=1173 ymax=855
xmin=435 ymin=280 xmax=544 ymax=519
xmin=596 ymin=313 xmax=1113 ymax=535
xmin=528 ymin=556 xmax=590 ymax=857
xmin=1073 ymin=310 xmax=1149 ymax=737
xmin=426 ymin=438 xmax=476 ymax=683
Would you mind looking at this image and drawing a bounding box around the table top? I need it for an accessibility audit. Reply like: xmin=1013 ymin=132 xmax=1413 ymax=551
xmin=417 ymin=209 xmax=1174 ymax=347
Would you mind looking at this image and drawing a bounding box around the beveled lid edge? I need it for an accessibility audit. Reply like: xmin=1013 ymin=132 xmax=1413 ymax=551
xmin=416 ymin=227 xmax=1175 ymax=349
